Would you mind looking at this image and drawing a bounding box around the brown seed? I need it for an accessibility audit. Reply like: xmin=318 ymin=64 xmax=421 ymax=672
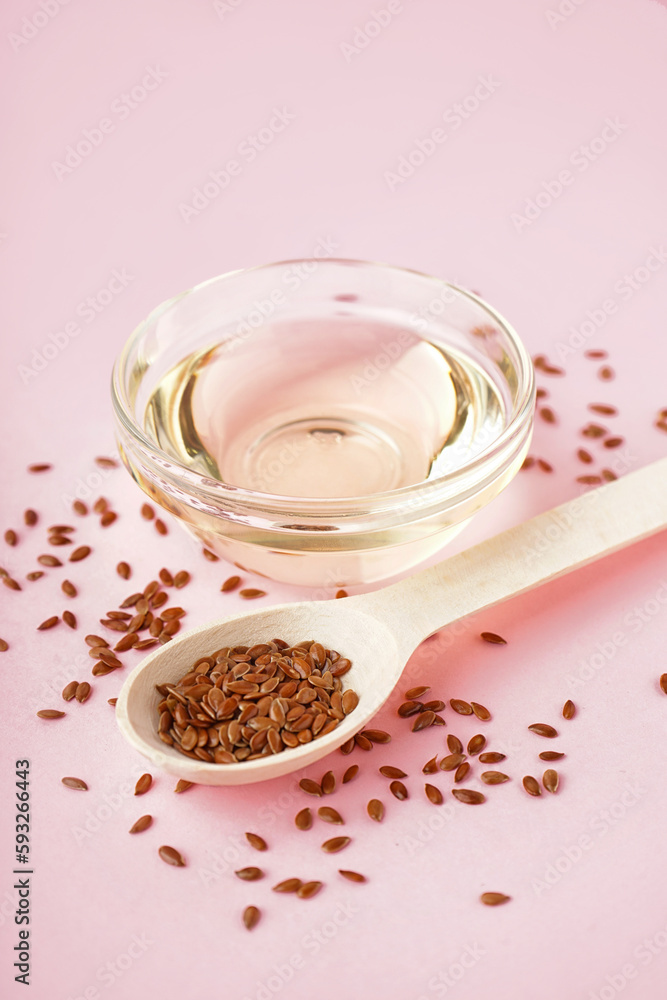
xmin=467 ymin=734 xmax=486 ymax=756
xmin=158 ymin=568 xmax=174 ymax=586
xmin=481 ymin=892 xmax=511 ymax=906
xmin=471 ymin=702 xmax=491 ymax=721
xmin=321 ymin=836 xmax=351 ymax=853
xmin=297 ymin=882 xmax=323 ymax=899
xmin=603 ymin=436 xmax=623 ymax=449
xmin=362 ymin=729 xmax=391 ymax=745
xmin=28 ymin=463 xmax=52 ymax=473
xmin=539 ymin=751 xmax=565 ymax=761
xmin=37 ymin=616 xmax=59 ymax=631
xmin=367 ymin=799 xmax=384 ymax=822
xmin=321 ymin=770 xmax=336 ymax=795
xmin=75 ymin=682 xmax=91 ymax=703
xmin=69 ymin=546 xmax=91 ymax=562
xmin=134 ymin=773 xmax=153 ymax=796
xmin=412 ymin=711 xmax=436 ymax=732
xmin=26 ymin=572 xmax=44 ymax=581
xmin=581 ymin=422 xmax=607 ymax=438
xmin=174 ymin=780 xmax=192 ymax=793
xmin=24 ymin=509 xmax=38 ymax=526
xmin=61 ymin=580 xmax=77 ymax=598
xmin=174 ymin=570 xmax=190 ymax=588
xmin=660 ymin=674 xmax=667 ymax=695
xmin=159 ymin=845 xmax=185 ymax=867
xmin=479 ymin=752 xmax=506 ymax=763
xmin=339 ymin=737 xmax=355 ymax=755
xmin=562 ymin=699 xmax=576 ymax=720
xmin=480 ymin=771 xmax=510 ymax=785
xmin=85 ymin=634 xmax=108 ymax=648
xmin=202 ymin=548 xmax=219 ymax=561
xmin=338 ymin=870 xmax=366 ymax=883
xmin=422 ymin=756 xmax=439 ymax=775
xmin=37 ymin=709 xmax=65 ymax=719
xmin=598 ymin=365 xmax=614 ymax=381
xmin=318 ymin=806 xmax=343 ymax=824
xmin=601 ymin=468 xmax=617 ymax=482
xmin=335 ymin=589 xmax=348 ymax=599
xmin=273 ymin=878 xmax=302 ymax=893
xmin=450 ymin=699 xmax=473 ymax=715
xmin=221 ymin=575 xmax=241 ymax=592
xmin=117 ymin=561 xmax=131 ymax=580
xmin=397 ymin=700 xmax=423 ymax=717
xmin=49 ymin=534 xmax=72 ymax=546
xmin=452 ymin=788 xmax=486 ymax=804
xmin=299 ymin=778 xmax=322 ymax=797
xmin=543 ymin=769 xmax=559 ymax=794
xmin=480 ymin=631 xmax=507 ymax=645
xmin=425 ymin=783 xmax=443 ymax=805
xmin=63 ymin=610 xmax=77 ymax=630
xmin=295 ymin=808 xmax=313 ymax=830
xmin=62 ymin=681 xmax=78 ymax=701
xmin=154 ymin=518 xmax=167 ymax=535
xmin=379 ymin=765 xmax=407 ymax=779
xmin=576 ymin=475 xmax=602 ymax=486
xmin=245 ymin=832 xmax=268 ymax=851
xmin=72 ymin=500 xmax=88 ymax=515
xmin=100 ymin=511 xmax=117 ymax=527
xmin=140 ymin=503 xmax=154 ymax=520
xmin=354 ymin=733 xmax=373 ymax=750
xmin=454 ymin=762 xmax=470 ymax=783
xmin=389 ymin=780 xmax=408 ymax=801
xmin=522 ymin=775 xmax=541 ymax=797
xmin=440 ymin=754 xmax=465 ymax=772
xmin=3 ymin=576 xmax=22 ymax=591
xmin=539 ymin=406 xmax=557 ymax=424
xmin=421 ymin=699 xmax=446 ymax=712
xmin=94 ymin=456 xmax=118 ymax=469
xmin=589 ymin=403 xmax=618 ymax=416
xmin=445 ymin=735 xmax=463 ymax=755
xmin=239 ymin=589 xmax=266 ymax=599
xmin=342 ymin=689 xmax=359 ymax=715
xmin=528 ymin=723 xmax=558 ymax=738
xmin=235 ymin=867 xmax=264 ymax=881
xmin=242 ymin=905 xmax=260 ymax=929
xmin=37 ymin=554 xmax=61 ymax=567
xmin=129 ymin=815 xmax=152 ymax=834
xmin=405 ymin=685 xmax=430 ymax=700
xmin=342 ymin=765 xmax=359 ymax=784
xmin=585 ymin=349 xmax=607 ymax=359
xmin=62 ymin=776 xmax=88 ymax=789
xmin=0 ymin=638 xmax=7 ymax=652
xmin=577 ymin=448 xmax=593 ymax=464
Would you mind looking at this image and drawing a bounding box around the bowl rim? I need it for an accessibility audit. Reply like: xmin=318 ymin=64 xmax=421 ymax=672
xmin=111 ymin=256 xmax=535 ymax=510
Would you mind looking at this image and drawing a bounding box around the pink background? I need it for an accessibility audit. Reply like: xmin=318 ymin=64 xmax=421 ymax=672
xmin=2 ymin=1 xmax=667 ymax=997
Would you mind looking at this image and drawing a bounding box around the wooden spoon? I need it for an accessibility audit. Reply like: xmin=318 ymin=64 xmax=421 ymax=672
xmin=116 ymin=458 xmax=667 ymax=785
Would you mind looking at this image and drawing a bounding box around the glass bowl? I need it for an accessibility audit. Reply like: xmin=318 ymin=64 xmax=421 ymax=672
xmin=111 ymin=259 xmax=534 ymax=588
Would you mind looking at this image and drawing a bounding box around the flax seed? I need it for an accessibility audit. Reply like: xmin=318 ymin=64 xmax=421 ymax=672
xmin=562 ymin=700 xmax=576 ymax=719
xmin=299 ymin=778 xmax=322 ymax=797
xmin=660 ymin=674 xmax=667 ymax=695
xmin=405 ymin=685 xmax=430 ymax=700
xmin=72 ymin=500 xmax=88 ymax=515
xmin=69 ymin=545 xmax=91 ymax=562
xmin=239 ymin=588 xmax=266 ymax=599
xmin=367 ymin=799 xmax=384 ymax=822
xmin=342 ymin=765 xmax=359 ymax=784
xmin=339 ymin=870 xmax=366 ymax=883
xmin=422 ymin=756 xmax=439 ymax=774
xmin=235 ymin=867 xmax=264 ymax=881
xmin=452 ymin=789 xmax=485 ymax=804
xmin=295 ymin=808 xmax=313 ymax=830
xmin=528 ymin=723 xmax=558 ymax=738
xmin=522 ymin=775 xmax=541 ymax=797
xmin=37 ymin=554 xmax=61 ymax=567
xmin=577 ymin=448 xmax=593 ymax=464
xmin=467 ymin=734 xmax=486 ymax=756
xmin=159 ymin=845 xmax=185 ymax=867
xmin=63 ymin=610 xmax=77 ymax=630
xmin=479 ymin=752 xmax=506 ymax=763
xmin=480 ymin=771 xmax=509 ymax=785
xmin=23 ymin=509 xmax=38 ymax=526
xmin=155 ymin=519 xmax=167 ymax=535
xmin=297 ymin=882 xmax=323 ymax=899
xmin=543 ymin=769 xmax=559 ymax=793
xmin=61 ymin=580 xmax=77 ymax=598
xmin=322 ymin=836 xmax=351 ymax=853
xmin=412 ymin=711 xmax=436 ymax=732
xmin=37 ymin=616 xmax=59 ymax=631
xmin=470 ymin=702 xmax=491 ymax=721
xmin=354 ymin=733 xmax=373 ymax=750
xmin=27 ymin=572 xmax=44 ymax=581
xmin=425 ymin=783 xmax=443 ymax=804
xmin=174 ymin=780 xmax=192 ymax=793
xmin=117 ymin=562 xmax=131 ymax=580
xmin=221 ymin=575 xmax=241 ymax=592
xmin=362 ymin=729 xmax=391 ymax=744
xmin=75 ymin=682 xmax=91 ymax=703
xmin=100 ymin=511 xmax=117 ymax=527
xmin=481 ymin=892 xmax=510 ymax=906
xmin=242 ymin=905 xmax=260 ymax=928
xmin=62 ymin=776 xmax=88 ymax=789
xmin=389 ymin=781 xmax=408 ymax=800
xmin=398 ymin=700 xmax=423 ymax=717
xmin=318 ymin=806 xmax=343 ymax=824
xmin=454 ymin=762 xmax=470 ymax=783
xmin=379 ymin=766 xmax=407 ymax=779
xmin=539 ymin=751 xmax=565 ymax=761
xmin=141 ymin=503 xmax=154 ymax=520
xmin=245 ymin=832 xmax=268 ymax=851
xmin=129 ymin=815 xmax=152 ymax=834
xmin=450 ymin=699 xmax=473 ymax=716
xmin=134 ymin=774 xmax=152 ymax=796
xmin=273 ymin=878 xmax=302 ymax=893
xmin=480 ymin=631 xmax=506 ymax=644
xmin=62 ymin=681 xmax=78 ymax=701
xmin=28 ymin=463 xmax=52 ymax=473
xmin=37 ymin=709 xmax=65 ymax=719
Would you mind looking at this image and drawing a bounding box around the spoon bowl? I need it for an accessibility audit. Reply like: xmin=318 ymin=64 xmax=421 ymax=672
xmin=116 ymin=458 xmax=667 ymax=785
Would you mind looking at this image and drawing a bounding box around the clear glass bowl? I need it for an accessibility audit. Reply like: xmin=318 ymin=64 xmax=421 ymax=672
xmin=112 ymin=259 xmax=534 ymax=587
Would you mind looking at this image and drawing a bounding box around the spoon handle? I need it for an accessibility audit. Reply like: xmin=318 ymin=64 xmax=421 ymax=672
xmin=363 ymin=457 xmax=667 ymax=653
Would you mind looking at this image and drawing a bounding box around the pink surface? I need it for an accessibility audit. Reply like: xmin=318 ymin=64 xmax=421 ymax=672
xmin=2 ymin=1 xmax=667 ymax=997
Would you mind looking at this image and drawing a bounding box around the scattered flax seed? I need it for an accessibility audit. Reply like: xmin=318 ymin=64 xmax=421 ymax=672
xmin=601 ymin=469 xmax=617 ymax=482
xmin=480 ymin=631 xmax=506 ymax=645
xmin=159 ymin=568 xmax=174 ymax=586
xmin=339 ymin=870 xmax=366 ymax=883
xmin=37 ymin=709 xmax=65 ymax=719
xmin=28 ymin=463 xmax=52 ymax=473
xmin=455 ymin=763 xmax=470 ymax=783
xmin=235 ymin=867 xmax=264 ymax=881
xmin=452 ymin=789 xmax=486 ymax=804
xmin=334 ymin=590 xmax=348 ymax=600
xmin=440 ymin=754 xmax=465 ymax=772
xmin=129 ymin=815 xmax=152 ymax=834
xmin=422 ymin=699 xmax=446 ymax=712
xmin=69 ymin=546 xmax=91 ymax=563
xmin=660 ymin=674 xmax=667 ymax=695
xmin=63 ymin=611 xmax=77 ymax=630
xmin=522 ymin=776 xmax=541 ymax=797
xmin=362 ymin=729 xmax=391 ymax=744
xmin=589 ymin=403 xmax=618 ymax=416
xmin=239 ymin=588 xmax=266 ymax=599
xmin=174 ymin=780 xmax=192 ymax=793
xmin=299 ymin=778 xmax=322 ymax=797
xmin=297 ymin=882 xmax=323 ymax=899
xmin=447 ymin=735 xmax=464 ymax=755
xmin=528 ymin=723 xmax=558 ymax=738
xmin=598 ymin=365 xmax=614 ymax=381
xmin=539 ymin=407 xmax=557 ymax=424
xmin=117 ymin=562 xmax=131 ymax=580
xmin=95 ymin=456 xmax=118 ymax=469
xmin=577 ymin=448 xmax=593 ymax=464
xmin=4 ymin=529 xmax=18 ymax=546
xmin=562 ymin=700 xmax=576 ymax=720
xmin=24 ymin=509 xmax=38 ymax=526
xmin=389 ymin=781 xmax=408 ymax=801
xmin=342 ymin=765 xmax=359 ymax=783
xmin=27 ymin=572 xmax=44 ymax=581
xmin=397 ymin=700 xmax=423 ymax=717
xmin=543 ymin=769 xmax=559 ymax=794
xmin=295 ymin=808 xmax=313 ymax=830
xmin=405 ymin=685 xmax=430 ymax=700
xmin=450 ymin=699 xmax=473 ymax=716
xmin=581 ymin=423 xmax=607 ymax=438
xmin=467 ymin=735 xmax=486 ymax=756
xmin=159 ymin=845 xmax=185 ymax=867
xmin=537 ymin=458 xmax=553 ymax=473
xmin=521 ymin=456 xmax=535 ymax=470
xmin=273 ymin=878 xmax=302 ymax=893
xmin=422 ymin=756 xmax=439 ymax=775
xmin=245 ymin=832 xmax=268 ymax=852
xmin=3 ymin=577 xmax=22 ymax=591
xmin=577 ymin=475 xmax=602 ymax=486
xmin=85 ymin=634 xmax=108 ymax=648
xmin=367 ymin=799 xmax=384 ymax=822
xmin=412 ymin=711 xmax=436 ymax=732
xmin=380 ymin=766 xmax=407 ymax=779
xmin=481 ymin=892 xmax=511 ymax=906
xmin=535 ymin=388 xmax=548 ymax=400
xmin=37 ymin=555 xmax=60 ymax=568
xmin=62 ymin=777 xmax=88 ymax=790
xmin=140 ymin=504 xmax=154 ymax=520
xmin=221 ymin=575 xmax=241 ymax=592
xmin=471 ymin=702 xmax=491 ymax=721
xmin=480 ymin=771 xmax=509 ymax=785
xmin=321 ymin=771 xmax=336 ymax=795
xmin=61 ymin=580 xmax=77 ymax=598
xmin=479 ymin=752 xmax=506 ymax=763
xmin=202 ymin=548 xmax=219 ymax=561
xmin=134 ymin=774 xmax=153 ymax=796
xmin=37 ymin=616 xmax=60 ymax=631
xmin=354 ymin=734 xmax=373 ymax=750
xmin=585 ymin=349 xmax=607 ymax=359
xmin=154 ymin=519 xmax=167 ymax=535
xmin=603 ymin=436 xmax=624 ymax=449
xmin=49 ymin=534 xmax=72 ymax=546
xmin=539 ymin=751 xmax=565 ymax=761
xmin=100 ymin=511 xmax=117 ymax=528
xmin=340 ymin=738 xmax=355 ymax=755
xmin=318 ymin=806 xmax=343 ymax=824
xmin=322 ymin=836 xmax=351 ymax=853
xmin=0 ymin=639 xmax=9 ymax=652
xmin=75 ymin=683 xmax=91 ymax=703
xmin=72 ymin=500 xmax=88 ymax=515
xmin=243 ymin=905 xmax=261 ymax=929
xmin=425 ymin=783 xmax=443 ymax=805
